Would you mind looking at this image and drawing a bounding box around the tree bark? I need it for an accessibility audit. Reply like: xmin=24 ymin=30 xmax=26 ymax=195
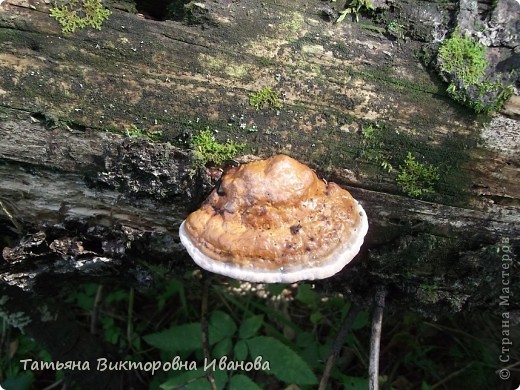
xmin=0 ymin=0 xmax=518 ymax=317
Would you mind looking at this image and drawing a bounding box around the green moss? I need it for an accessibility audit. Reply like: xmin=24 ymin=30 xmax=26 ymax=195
xmin=249 ymin=87 xmax=283 ymax=110
xmin=438 ymin=31 xmax=487 ymax=86
xmin=448 ymin=79 xmax=514 ymax=114
xmin=282 ymin=12 xmax=305 ymax=33
xmin=191 ymin=128 xmax=244 ymax=167
xmin=257 ymin=57 xmax=276 ymax=67
xmin=50 ymin=0 xmax=111 ymax=34
xmin=357 ymin=65 xmax=441 ymax=96
xmin=124 ymin=125 xmax=163 ymax=142
xmin=343 ymin=121 xmax=473 ymax=204
xmin=396 ymin=152 xmax=440 ymax=198
xmin=438 ymin=30 xmax=513 ymax=114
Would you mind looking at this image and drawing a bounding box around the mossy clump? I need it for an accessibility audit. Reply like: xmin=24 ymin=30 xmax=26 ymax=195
xmin=125 ymin=125 xmax=163 ymax=142
xmin=438 ymin=31 xmax=488 ymax=85
xmin=360 ymin=124 xmax=394 ymax=173
xmin=386 ymin=20 xmax=406 ymax=40
xmin=396 ymin=152 xmax=440 ymax=198
xmin=437 ymin=30 xmax=513 ymax=114
xmin=191 ymin=128 xmax=244 ymax=167
xmin=249 ymin=87 xmax=283 ymax=110
xmin=50 ymin=0 xmax=111 ymax=34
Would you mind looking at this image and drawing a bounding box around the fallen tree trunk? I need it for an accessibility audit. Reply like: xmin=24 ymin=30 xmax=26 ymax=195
xmin=0 ymin=0 xmax=518 ymax=317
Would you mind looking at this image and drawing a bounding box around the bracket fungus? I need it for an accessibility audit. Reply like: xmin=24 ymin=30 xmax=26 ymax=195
xmin=180 ymin=155 xmax=368 ymax=283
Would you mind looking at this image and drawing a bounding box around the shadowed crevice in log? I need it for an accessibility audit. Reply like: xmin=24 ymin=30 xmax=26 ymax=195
xmin=135 ymin=0 xmax=192 ymax=21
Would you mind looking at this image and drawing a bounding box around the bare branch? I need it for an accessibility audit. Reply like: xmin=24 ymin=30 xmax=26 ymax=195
xmin=369 ymin=286 xmax=386 ymax=390
xmin=319 ymin=302 xmax=361 ymax=390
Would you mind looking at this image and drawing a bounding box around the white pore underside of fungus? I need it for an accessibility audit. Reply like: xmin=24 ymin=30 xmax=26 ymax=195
xmin=179 ymin=201 xmax=368 ymax=283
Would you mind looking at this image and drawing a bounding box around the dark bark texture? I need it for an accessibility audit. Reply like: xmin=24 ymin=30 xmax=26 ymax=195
xmin=0 ymin=0 xmax=518 ymax=385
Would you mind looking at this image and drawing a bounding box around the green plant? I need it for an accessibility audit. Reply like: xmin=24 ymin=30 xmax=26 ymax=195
xmin=361 ymin=124 xmax=394 ymax=173
xmin=3 ymin=276 xmax=512 ymax=388
xmin=438 ymin=30 xmax=487 ymax=86
xmin=437 ymin=30 xmax=513 ymax=114
xmin=190 ymin=128 xmax=244 ymax=167
xmin=0 ymin=319 xmax=55 ymax=388
xmin=387 ymin=20 xmax=406 ymax=40
xmin=447 ymin=79 xmax=514 ymax=114
xmin=396 ymin=152 xmax=440 ymax=198
xmin=144 ymin=310 xmax=318 ymax=388
xmin=50 ymin=0 xmax=111 ymax=34
xmin=337 ymin=0 xmax=373 ymax=23
xmin=125 ymin=125 xmax=163 ymax=142
xmin=249 ymin=87 xmax=283 ymax=110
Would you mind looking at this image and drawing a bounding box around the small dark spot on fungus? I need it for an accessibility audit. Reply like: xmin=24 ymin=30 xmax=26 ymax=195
xmin=290 ymin=223 xmax=301 ymax=235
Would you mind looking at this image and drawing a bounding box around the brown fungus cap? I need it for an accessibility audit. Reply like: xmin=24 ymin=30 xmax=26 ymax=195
xmin=179 ymin=155 xmax=368 ymax=283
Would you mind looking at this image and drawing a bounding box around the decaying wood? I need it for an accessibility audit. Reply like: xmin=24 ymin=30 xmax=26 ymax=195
xmin=0 ymin=0 xmax=518 ymax=386
xmin=0 ymin=0 xmax=518 ymax=314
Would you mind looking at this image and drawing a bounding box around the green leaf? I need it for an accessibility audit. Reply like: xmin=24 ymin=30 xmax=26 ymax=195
xmin=213 ymin=337 xmax=233 ymax=358
xmin=421 ymin=382 xmax=433 ymax=390
xmin=246 ymin=336 xmax=317 ymax=385
xmin=336 ymin=9 xmax=351 ymax=23
xmin=2 ymin=372 xmax=34 ymax=390
xmin=341 ymin=375 xmax=369 ymax=389
xmin=229 ymin=374 xmax=262 ymax=389
xmin=266 ymin=284 xmax=286 ymax=295
xmin=105 ymin=289 xmax=128 ymax=304
xmin=234 ymin=339 xmax=248 ymax=361
xmin=209 ymin=310 xmax=237 ymax=345
xmin=157 ymin=278 xmax=186 ymax=312
xmin=296 ymin=284 xmax=319 ymax=307
xmin=310 ymin=311 xmax=322 ymax=324
xmin=239 ymin=315 xmax=264 ymax=339
xmin=160 ymin=369 xmax=227 ymax=390
xmin=144 ymin=323 xmax=201 ymax=352
xmin=295 ymin=331 xmax=314 ymax=347
xmin=160 ymin=368 xmax=205 ymax=390
xmin=352 ymin=310 xmax=369 ymax=330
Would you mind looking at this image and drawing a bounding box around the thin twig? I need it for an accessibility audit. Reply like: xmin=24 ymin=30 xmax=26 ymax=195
xmin=127 ymin=287 xmax=135 ymax=349
xmin=431 ymin=363 xmax=473 ymax=389
xmin=201 ymin=273 xmax=217 ymax=390
xmin=41 ymin=379 xmax=64 ymax=390
xmin=319 ymin=302 xmax=361 ymax=390
xmin=368 ymin=286 xmax=386 ymax=390
xmin=496 ymin=360 xmax=520 ymax=372
xmin=90 ymin=285 xmax=104 ymax=335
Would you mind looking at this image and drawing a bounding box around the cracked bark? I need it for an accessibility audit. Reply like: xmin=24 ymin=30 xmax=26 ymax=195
xmin=0 ymin=0 xmax=519 ymax=385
